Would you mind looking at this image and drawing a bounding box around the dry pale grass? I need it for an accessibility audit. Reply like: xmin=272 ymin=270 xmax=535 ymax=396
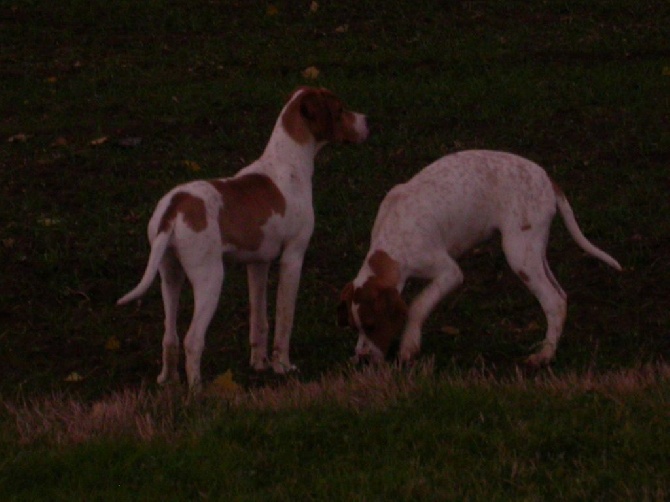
xmin=4 ymin=361 xmax=669 ymax=446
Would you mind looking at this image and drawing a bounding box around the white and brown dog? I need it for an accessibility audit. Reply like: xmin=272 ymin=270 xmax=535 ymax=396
xmin=339 ymin=150 xmax=621 ymax=368
xmin=118 ymin=87 xmax=369 ymax=390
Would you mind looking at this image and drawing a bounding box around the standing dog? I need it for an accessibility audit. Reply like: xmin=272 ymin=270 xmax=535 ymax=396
xmin=118 ymin=87 xmax=369 ymax=390
xmin=339 ymin=150 xmax=621 ymax=367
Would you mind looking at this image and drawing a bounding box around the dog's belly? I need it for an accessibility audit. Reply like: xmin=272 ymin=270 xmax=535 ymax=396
xmin=222 ymin=240 xmax=282 ymax=264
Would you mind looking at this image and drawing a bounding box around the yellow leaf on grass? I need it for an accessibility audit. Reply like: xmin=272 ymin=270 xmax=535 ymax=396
xmin=183 ymin=160 xmax=201 ymax=172
xmin=51 ymin=136 xmax=68 ymax=147
xmin=7 ymin=133 xmax=30 ymax=143
xmin=266 ymin=4 xmax=278 ymax=16
xmin=208 ymin=369 xmax=241 ymax=397
xmin=38 ymin=217 xmax=61 ymax=227
xmin=65 ymin=372 xmax=83 ymax=382
xmin=105 ymin=336 xmax=120 ymax=351
xmin=301 ymin=66 xmax=320 ymax=79
xmin=90 ymin=136 xmax=108 ymax=146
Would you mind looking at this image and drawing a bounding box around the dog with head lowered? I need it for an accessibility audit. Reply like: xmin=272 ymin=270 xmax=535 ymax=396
xmin=118 ymin=87 xmax=369 ymax=391
xmin=339 ymin=150 xmax=621 ymax=368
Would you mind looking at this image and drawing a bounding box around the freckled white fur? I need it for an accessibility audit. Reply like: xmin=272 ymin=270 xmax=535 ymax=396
xmin=352 ymin=150 xmax=621 ymax=366
xmin=118 ymin=89 xmax=369 ymax=391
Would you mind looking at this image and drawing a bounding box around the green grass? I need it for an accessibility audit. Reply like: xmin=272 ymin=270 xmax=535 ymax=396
xmin=1 ymin=0 xmax=669 ymax=497
xmin=3 ymin=363 xmax=669 ymax=500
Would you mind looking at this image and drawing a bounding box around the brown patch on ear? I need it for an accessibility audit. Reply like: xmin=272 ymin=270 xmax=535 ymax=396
xmin=337 ymin=282 xmax=354 ymax=327
xmin=281 ymin=87 xmax=360 ymax=145
xmin=281 ymin=87 xmax=319 ymax=144
xmin=158 ymin=192 xmax=207 ymax=233
xmin=209 ymin=174 xmax=286 ymax=251
xmin=354 ymin=278 xmax=407 ymax=355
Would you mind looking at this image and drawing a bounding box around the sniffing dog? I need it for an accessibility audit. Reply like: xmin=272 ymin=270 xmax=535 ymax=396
xmin=339 ymin=150 xmax=621 ymax=367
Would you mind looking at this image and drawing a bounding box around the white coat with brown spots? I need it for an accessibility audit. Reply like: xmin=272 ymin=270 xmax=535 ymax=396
xmin=118 ymin=87 xmax=369 ymax=391
xmin=339 ymin=150 xmax=621 ymax=368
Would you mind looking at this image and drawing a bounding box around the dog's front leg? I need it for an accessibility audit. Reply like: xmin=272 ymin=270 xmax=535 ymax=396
xmin=399 ymin=258 xmax=464 ymax=364
xmin=271 ymin=244 xmax=306 ymax=374
xmin=247 ymin=262 xmax=271 ymax=371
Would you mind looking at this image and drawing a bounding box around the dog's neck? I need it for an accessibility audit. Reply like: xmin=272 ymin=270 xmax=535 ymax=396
xmin=258 ymin=98 xmax=325 ymax=181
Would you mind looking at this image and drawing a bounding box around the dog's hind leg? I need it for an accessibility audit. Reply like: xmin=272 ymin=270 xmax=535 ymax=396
xmin=183 ymin=259 xmax=224 ymax=392
xmin=502 ymin=230 xmax=567 ymax=368
xmin=157 ymin=249 xmax=186 ymax=385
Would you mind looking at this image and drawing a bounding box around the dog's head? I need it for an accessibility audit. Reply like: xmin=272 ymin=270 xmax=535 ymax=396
xmin=337 ymin=251 xmax=407 ymax=363
xmin=282 ymin=87 xmax=369 ymax=146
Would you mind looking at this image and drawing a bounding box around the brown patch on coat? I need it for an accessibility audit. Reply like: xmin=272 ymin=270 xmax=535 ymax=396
xmin=208 ymin=173 xmax=286 ymax=251
xmin=338 ymin=250 xmax=406 ymax=354
xmin=158 ymin=192 xmax=207 ymax=233
xmin=367 ymin=250 xmax=401 ymax=288
xmin=518 ymin=270 xmax=530 ymax=283
xmin=521 ymin=223 xmax=532 ymax=231
xmin=281 ymin=87 xmax=363 ymax=144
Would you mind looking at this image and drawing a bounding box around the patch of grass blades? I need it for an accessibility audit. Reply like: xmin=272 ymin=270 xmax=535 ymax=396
xmin=2 ymin=363 xmax=669 ymax=499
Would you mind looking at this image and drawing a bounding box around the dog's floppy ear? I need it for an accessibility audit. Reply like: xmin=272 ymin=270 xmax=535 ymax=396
xmin=367 ymin=287 xmax=407 ymax=354
xmin=300 ymin=89 xmax=324 ymax=121
xmin=337 ymin=282 xmax=354 ymax=328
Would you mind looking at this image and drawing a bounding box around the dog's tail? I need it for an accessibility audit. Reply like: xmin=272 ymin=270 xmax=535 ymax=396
xmin=117 ymin=230 xmax=172 ymax=305
xmin=554 ymin=184 xmax=622 ymax=271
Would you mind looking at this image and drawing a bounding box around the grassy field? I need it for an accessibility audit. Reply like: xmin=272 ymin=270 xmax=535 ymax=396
xmin=1 ymin=0 xmax=669 ymax=498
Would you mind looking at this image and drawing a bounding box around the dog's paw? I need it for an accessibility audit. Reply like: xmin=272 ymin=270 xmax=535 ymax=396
xmin=250 ymin=356 xmax=270 ymax=372
xmin=157 ymin=370 xmax=180 ymax=386
xmin=525 ymin=352 xmax=552 ymax=370
xmin=271 ymin=359 xmax=298 ymax=375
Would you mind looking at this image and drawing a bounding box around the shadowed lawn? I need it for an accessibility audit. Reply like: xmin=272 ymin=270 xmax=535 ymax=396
xmin=1 ymin=0 xmax=669 ymax=498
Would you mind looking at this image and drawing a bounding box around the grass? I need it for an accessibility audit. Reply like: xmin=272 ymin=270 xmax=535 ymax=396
xmin=3 ymin=362 xmax=670 ymax=499
xmin=1 ymin=0 xmax=669 ymax=498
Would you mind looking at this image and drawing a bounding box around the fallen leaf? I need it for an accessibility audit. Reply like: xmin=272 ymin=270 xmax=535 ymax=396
xmin=51 ymin=136 xmax=68 ymax=147
xmin=64 ymin=372 xmax=83 ymax=382
xmin=208 ymin=369 xmax=241 ymax=397
xmin=441 ymin=325 xmax=460 ymax=336
xmin=301 ymin=66 xmax=320 ymax=79
xmin=663 ymin=66 xmax=670 ymax=76
xmin=335 ymin=24 xmax=349 ymax=34
xmin=105 ymin=336 xmax=120 ymax=351
xmin=37 ymin=217 xmax=61 ymax=227
xmin=90 ymin=136 xmax=108 ymax=146
xmin=2 ymin=238 xmax=15 ymax=249
xmin=309 ymin=1 xmax=319 ymax=13
xmin=45 ymin=76 xmax=58 ymax=84
xmin=7 ymin=133 xmax=30 ymax=143
xmin=183 ymin=160 xmax=201 ymax=172
xmin=266 ymin=4 xmax=279 ymax=16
